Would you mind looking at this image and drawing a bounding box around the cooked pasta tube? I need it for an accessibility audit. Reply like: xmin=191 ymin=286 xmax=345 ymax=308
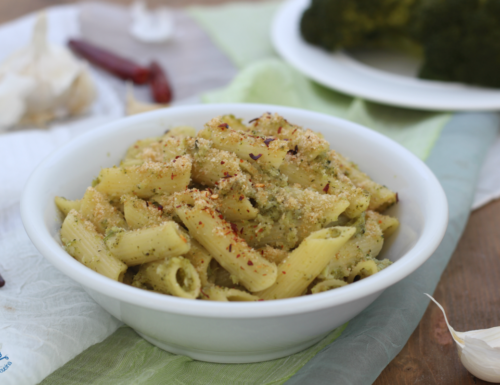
xmin=134 ymin=257 xmax=201 ymax=299
xmin=95 ymin=156 xmax=191 ymax=199
xmin=199 ymin=117 xmax=289 ymax=169
xmin=200 ymin=286 xmax=259 ymax=302
xmin=347 ymin=260 xmax=379 ymax=283
xmin=105 ymin=221 xmax=190 ymax=266
xmin=257 ymin=226 xmax=356 ymax=300
xmin=175 ymin=190 xmax=278 ymax=292
xmin=217 ymin=193 xmax=258 ymax=221
xmin=182 ymin=239 xmax=213 ymax=286
xmin=311 ymin=279 xmax=347 ymax=294
xmin=55 ymin=196 xmax=81 ymax=217
xmin=220 ymin=114 xmax=248 ymax=132
xmin=319 ymin=211 xmax=385 ymax=281
xmin=188 ymin=138 xmax=242 ymax=186
xmin=249 ymin=112 xmax=330 ymax=161
xmin=334 ymin=152 xmax=397 ymax=212
xmin=367 ymin=210 xmax=400 ymax=237
xmin=280 ymin=154 xmax=370 ymax=218
xmin=124 ymin=137 xmax=160 ymax=163
xmin=122 ymin=195 xmax=164 ymax=229
xmin=61 ymin=210 xmax=127 ymax=281
xmin=80 ymin=187 xmax=127 ymax=234
xmin=164 ymin=125 xmax=196 ymax=138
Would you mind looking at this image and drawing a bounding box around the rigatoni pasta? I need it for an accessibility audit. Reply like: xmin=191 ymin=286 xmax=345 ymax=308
xmin=55 ymin=113 xmax=399 ymax=301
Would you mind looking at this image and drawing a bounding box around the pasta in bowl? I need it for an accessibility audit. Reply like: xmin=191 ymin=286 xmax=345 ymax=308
xmin=21 ymin=104 xmax=447 ymax=363
xmin=54 ymin=113 xmax=400 ymax=302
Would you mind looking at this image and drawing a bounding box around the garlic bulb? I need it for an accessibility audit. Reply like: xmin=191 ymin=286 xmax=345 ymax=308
xmin=0 ymin=73 xmax=35 ymax=130
xmin=126 ymin=83 xmax=168 ymax=116
xmin=426 ymin=294 xmax=500 ymax=383
xmin=0 ymin=12 xmax=95 ymax=129
xmin=129 ymin=1 xmax=175 ymax=43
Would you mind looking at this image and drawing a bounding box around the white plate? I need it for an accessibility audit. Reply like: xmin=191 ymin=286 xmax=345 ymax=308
xmin=271 ymin=0 xmax=500 ymax=111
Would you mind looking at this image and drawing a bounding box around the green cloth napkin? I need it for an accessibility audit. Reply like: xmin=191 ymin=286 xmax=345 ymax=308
xmin=41 ymin=324 xmax=346 ymax=384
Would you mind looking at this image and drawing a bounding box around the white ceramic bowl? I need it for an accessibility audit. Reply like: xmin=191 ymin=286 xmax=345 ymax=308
xmin=21 ymin=104 xmax=448 ymax=363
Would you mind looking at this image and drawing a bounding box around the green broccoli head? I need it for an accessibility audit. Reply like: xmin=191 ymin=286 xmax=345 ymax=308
xmin=412 ymin=0 xmax=500 ymax=87
xmin=300 ymin=0 xmax=418 ymax=51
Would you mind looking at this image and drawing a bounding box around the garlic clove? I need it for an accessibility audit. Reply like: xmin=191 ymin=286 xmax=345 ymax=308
xmin=129 ymin=1 xmax=175 ymax=43
xmin=0 ymin=73 xmax=35 ymax=131
xmin=126 ymin=83 xmax=168 ymax=116
xmin=425 ymin=293 xmax=500 ymax=383
xmin=0 ymin=12 xmax=96 ymax=128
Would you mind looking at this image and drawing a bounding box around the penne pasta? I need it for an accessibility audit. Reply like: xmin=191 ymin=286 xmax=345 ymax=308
xmin=200 ymin=286 xmax=259 ymax=302
xmin=61 ymin=210 xmax=127 ymax=281
xmin=80 ymin=187 xmax=127 ymax=234
xmin=105 ymin=221 xmax=190 ymax=266
xmin=95 ymin=156 xmax=191 ymax=199
xmin=56 ymin=113 xmax=399 ymax=301
xmin=175 ymin=190 xmax=278 ymax=292
xmin=199 ymin=117 xmax=289 ymax=169
xmin=133 ymin=257 xmax=201 ymax=299
xmin=258 ymin=226 xmax=356 ymax=300
xmin=55 ymin=196 xmax=82 ymax=217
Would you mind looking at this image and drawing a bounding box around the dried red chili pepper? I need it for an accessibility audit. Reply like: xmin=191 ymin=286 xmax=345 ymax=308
xmin=149 ymin=61 xmax=172 ymax=104
xmin=68 ymin=39 xmax=150 ymax=84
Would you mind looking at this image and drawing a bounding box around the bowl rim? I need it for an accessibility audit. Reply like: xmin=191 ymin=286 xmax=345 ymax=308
xmin=21 ymin=103 xmax=448 ymax=318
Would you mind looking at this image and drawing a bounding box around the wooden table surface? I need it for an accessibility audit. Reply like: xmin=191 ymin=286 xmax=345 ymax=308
xmin=2 ymin=1 xmax=499 ymax=384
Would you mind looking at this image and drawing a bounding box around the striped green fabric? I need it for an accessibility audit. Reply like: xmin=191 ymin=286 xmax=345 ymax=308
xmin=41 ymin=325 xmax=346 ymax=385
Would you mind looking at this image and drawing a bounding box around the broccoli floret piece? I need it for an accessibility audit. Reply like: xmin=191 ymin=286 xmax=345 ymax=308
xmin=300 ymin=0 xmax=419 ymax=51
xmin=412 ymin=0 xmax=500 ymax=87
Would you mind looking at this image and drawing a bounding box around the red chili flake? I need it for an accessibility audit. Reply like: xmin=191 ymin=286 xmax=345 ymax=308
xmin=282 ymin=271 xmax=286 ymax=274
xmin=218 ymin=215 xmax=224 ymax=219
xmin=240 ymin=266 xmax=245 ymax=270
xmin=175 ymin=155 xmax=181 ymax=159
xmin=247 ymin=260 xmax=254 ymax=266
xmin=146 ymin=201 xmax=149 ymax=207
xmin=323 ymin=183 xmax=330 ymax=193
xmin=239 ymin=195 xmax=244 ymax=201
xmin=134 ymin=145 xmax=139 ymax=148
xmin=240 ymin=228 xmax=244 ymax=234
xmin=171 ymin=174 xmax=177 ymax=180
xmin=176 ymin=205 xmax=181 ymax=208
xmin=292 ymin=129 xmax=297 ymax=134
xmin=237 ymin=254 xmax=241 ymax=258
xmin=249 ymin=153 xmax=262 ymax=161
xmin=221 ymin=161 xmax=225 ymax=165
xmin=229 ymin=244 xmax=233 ymax=253
xmin=152 ymin=202 xmax=163 ymax=211
xmin=258 ymin=228 xmax=264 ymax=233
xmin=248 ymin=117 xmax=259 ymax=123
xmin=199 ymin=221 xmax=203 ymax=225
xmin=278 ymin=127 xmax=282 ymax=134
xmin=218 ymin=123 xmax=229 ymax=129
xmin=240 ymin=159 xmax=244 ymax=163
xmin=230 ymin=223 xmax=238 ymax=234
xmin=264 ymin=138 xmax=275 ymax=147
xmin=200 ymin=288 xmax=209 ymax=298
xmin=258 ymin=299 xmax=264 ymax=301
xmin=396 ymin=193 xmax=399 ymax=203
